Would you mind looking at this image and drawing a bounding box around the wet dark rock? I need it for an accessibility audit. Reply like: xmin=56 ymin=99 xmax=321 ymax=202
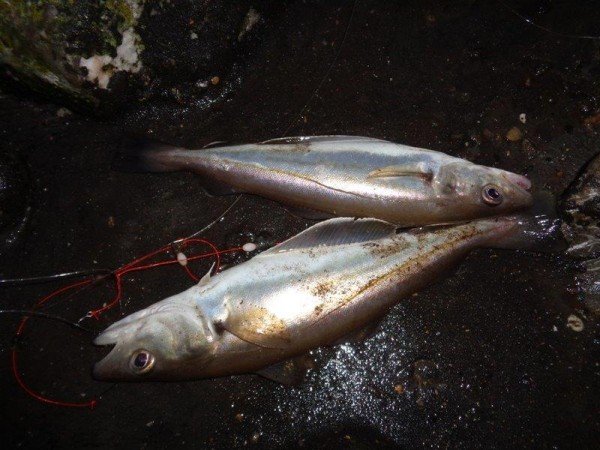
xmin=394 ymin=359 xmax=446 ymax=407
xmin=561 ymin=153 xmax=600 ymax=316
xmin=574 ymin=258 xmax=600 ymax=316
xmin=0 ymin=151 xmax=30 ymax=248
xmin=561 ymin=153 xmax=600 ymax=260
xmin=0 ymin=0 xmax=137 ymax=109
xmin=0 ymin=1 xmax=273 ymax=114
xmin=515 ymin=0 xmax=553 ymax=18
xmin=521 ymin=138 xmax=536 ymax=159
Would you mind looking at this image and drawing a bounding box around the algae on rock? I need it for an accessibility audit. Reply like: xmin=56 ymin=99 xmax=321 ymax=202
xmin=0 ymin=0 xmax=146 ymax=109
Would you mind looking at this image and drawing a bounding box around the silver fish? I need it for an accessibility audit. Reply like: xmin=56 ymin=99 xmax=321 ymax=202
xmin=116 ymin=135 xmax=533 ymax=225
xmin=93 ymin=204 xmax=559 ymax=383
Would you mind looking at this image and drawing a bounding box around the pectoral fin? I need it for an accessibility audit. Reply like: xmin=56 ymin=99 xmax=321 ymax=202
xmin=220 ymin=306 xmax=292 ymax=349
xmin=367 ymin=164 xmax=433 ymax=181
xmin=256 ymin=354 xmax=314 ymax=385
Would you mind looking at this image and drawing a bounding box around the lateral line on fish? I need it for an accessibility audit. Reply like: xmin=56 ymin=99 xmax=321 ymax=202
xmin=219 ymin=159 xmax=375 ymax=201
xmin=308 ymin=226 xmax=480 ymax=327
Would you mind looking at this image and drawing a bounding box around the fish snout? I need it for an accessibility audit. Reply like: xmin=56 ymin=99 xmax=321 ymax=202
xmin=93 ymin=328 xmax=132 ymax=381
xmin=502 ymin=171 xmax=532 ymax=192
xmin=494 ymin=171 xmax=533 ymax=210
xmin=93 ymin=327 xmax=120 ymax=346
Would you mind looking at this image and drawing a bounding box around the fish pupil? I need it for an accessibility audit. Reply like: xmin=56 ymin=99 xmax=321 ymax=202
xmin=134 ymin=352 xmax=149 ymax=368
xmin=487 ymin=188 xmax=500 ymax=199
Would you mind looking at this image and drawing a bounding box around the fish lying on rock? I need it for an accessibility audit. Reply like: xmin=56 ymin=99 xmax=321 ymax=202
xmin=115 ymin=135 xmax=533 ymax=226
xmin=93 ymin=197 xmax=561 ymax=384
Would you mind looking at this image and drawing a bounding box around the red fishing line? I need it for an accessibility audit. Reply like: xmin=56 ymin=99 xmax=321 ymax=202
xmin=12 ymin=278 xmax=97 ymax=409
xmin=12 ymin=237 xmax=243 ymax=409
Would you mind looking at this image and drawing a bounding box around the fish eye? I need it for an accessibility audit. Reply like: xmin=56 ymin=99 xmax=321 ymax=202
xmin=130 ymin=350 xmax=155 ymax=374
xmin=482 ymin=184 xmax=503 ymax=206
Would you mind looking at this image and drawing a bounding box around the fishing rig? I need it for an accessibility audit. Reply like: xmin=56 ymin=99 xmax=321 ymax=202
xmin=1 ymin=199 xmax=246 ymax=409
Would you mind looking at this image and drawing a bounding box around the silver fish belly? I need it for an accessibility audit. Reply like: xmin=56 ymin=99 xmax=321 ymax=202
xmin=93 ymin=213 xmax=546 ymax=383
xmin=119 ymin=136 xmax=533 ymax=226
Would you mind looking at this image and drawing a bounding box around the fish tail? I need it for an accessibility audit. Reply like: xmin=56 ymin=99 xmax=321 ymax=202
xmin=112 ymin=138 xmax=187 ymax=173
xmin=489 ymin=191 xmax=567 ymax=253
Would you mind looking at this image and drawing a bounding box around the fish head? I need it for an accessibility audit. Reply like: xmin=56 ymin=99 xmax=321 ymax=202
xmin=435 ymin=162 xmax=533 ymax=218
xmin=93 ymin=300 xmax=215 ymax=381
xmin=474 ymin=191 xmax=566 ymax=252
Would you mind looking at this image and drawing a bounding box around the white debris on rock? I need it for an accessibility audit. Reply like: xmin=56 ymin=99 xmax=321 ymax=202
xmin=56 ymin=107 xmax=72 ymax=117
xmin=238 ymin=8 xmax=261 ymax=41
xmin=519 ymin=113 xmax=526 ymax=124
xmin=79 ymin=54 xmax=113 ymax=89
xmin=80 ymin=0 xmax=144 ymax=91
xmin=243 ymin=242 xmax=257 ymax=252
xmin=114 ymin=28 xmax=143 ymax=73
xmin=126 ymin=0 xmax=144 ymax=21
xmin=41 ymin=72 xmax=62 ymax=85
xmin=566 ymin=314 xmax=584 ymax=332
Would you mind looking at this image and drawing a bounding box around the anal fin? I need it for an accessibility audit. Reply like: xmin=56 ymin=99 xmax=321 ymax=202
xmin=331 ymin=318 xmax=383 ymax=346
xmin=284 ymin=205 xmax=336 ymax=221
xmin=256 ymin=354 xmax=314 ymax=385
xmin=199 ymin=178 xmax=241 ymax=197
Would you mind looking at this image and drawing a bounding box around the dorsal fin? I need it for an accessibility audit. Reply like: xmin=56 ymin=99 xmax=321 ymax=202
xmin=261 ymin=218 xmax=397 ymax=255
xmin=202 ymin=140 xmax=227 ymax=149
xmin=258 ymin=135 xmax=389 ymax=145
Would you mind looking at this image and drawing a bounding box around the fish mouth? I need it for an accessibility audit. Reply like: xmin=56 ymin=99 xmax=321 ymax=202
xmin=92 ymin=327 xmax=123 ymax=380
xmin=92 ymin=343 xmax=118 ymax=381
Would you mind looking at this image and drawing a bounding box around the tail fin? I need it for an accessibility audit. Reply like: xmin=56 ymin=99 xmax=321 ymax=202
xmin=490 ymin=192 xmax=567 ymax=253
xmin=112 ymin=138 xmax=186 ymax=173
